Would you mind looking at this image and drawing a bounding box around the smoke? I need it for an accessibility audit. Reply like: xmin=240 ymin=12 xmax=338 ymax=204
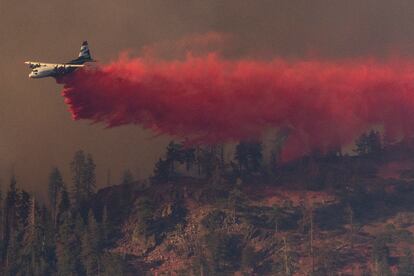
xmin=59 ymin=53 xmax=414 ymax=161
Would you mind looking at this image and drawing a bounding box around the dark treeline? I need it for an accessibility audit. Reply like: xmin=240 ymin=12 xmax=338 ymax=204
xmin=2 ymin=130 xmax=414 ymax=275
xmin=0 ymin=150 xmax=126 ymax=275
xmin=152 ymin=130 xmax=384 ymax=187
xmin=147 ymin=131 xmax=414 ymax=275
xmin=152 ymin=141 xmax=264 ymax=184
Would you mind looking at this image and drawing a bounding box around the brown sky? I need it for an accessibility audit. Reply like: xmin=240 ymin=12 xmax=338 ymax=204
xmin=1 ymin=0 xmax=414 ymax=198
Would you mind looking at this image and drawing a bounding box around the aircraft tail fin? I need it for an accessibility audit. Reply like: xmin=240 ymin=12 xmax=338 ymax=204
xmin=69 ymin=41 xmax=94 ymax=64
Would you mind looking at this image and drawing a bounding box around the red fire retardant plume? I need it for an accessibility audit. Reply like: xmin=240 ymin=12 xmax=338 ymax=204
xmin=59 ymin=54 xmax=414 ymax=161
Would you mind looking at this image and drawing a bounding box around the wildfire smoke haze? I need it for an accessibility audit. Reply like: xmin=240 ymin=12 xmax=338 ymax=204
xmin=60 ymin=52 xmax=414 ymax=161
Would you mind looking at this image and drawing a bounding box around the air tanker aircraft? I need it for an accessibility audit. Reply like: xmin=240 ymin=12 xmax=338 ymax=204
xmin=25 ymin=41 xmax=94 ymax=78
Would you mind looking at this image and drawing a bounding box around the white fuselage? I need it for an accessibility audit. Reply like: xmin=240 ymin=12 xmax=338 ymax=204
xmin=28 ymin=63 xmax=80 ymax=78
xmin=29 ymin=65 xmax=55 ymax=78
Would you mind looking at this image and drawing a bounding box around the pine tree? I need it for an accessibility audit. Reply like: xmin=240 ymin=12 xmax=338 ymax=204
xmin=355 ymin=131 xmax=382 ymax=156
xmin=57 ymin=184 xmax=70 ymax=226
xmin=166 ymin=141 xmax=184 ymax=175
xmin=133 ymin=196 xmax=155 ymax=240
xmin=84 ymin=154 xmax=96 ymax=199
xmin=171 ymin=188 xmax=187 ymax=225
xmin=71 ymin=150 xmax=86 ymax=209
xmin=158 ymin=141 xmax=197 ymax=176
xmin=48 ymin=167 xmax=64 ymax=227
xmin=5 ymin=229 xmax=19 ymax=275
xmin=4 ymin=175 xmax=18 ymax=267
xmin=367 ymin=130 xmax=382 ymax=155
xmin=183 ymin=147 xmax=196 ymax=171
xmin=17 ymin=190 xmax=31 ymax=229
xmin=101 ymin=205 xmax=111 ymax=247
xmin=56 ymin=213 xmax=83 ymax=276
xmin=205 ymin=232 xmax=242 ymax=273
xmin=39 ymin=205 xmax=58 ymax=275
xmin=70 ymin=150 xmax=96 ymax=217
xmin=355 ymin=133 xmax=369 ymax=156
xmin=82 ymin=210 xmax=101 ymax=276
xmin=120 ymin=170 xmax=134 ymax=186
xmin=4 ymin=186 xmax=54 ymax=276
xmin=196 ymin=145 xmax=221 ymax=179
xmin=20 ymin=196 xmax=46 ymax=275
xmin=152 ymin=158 xmax=171 ymax=183
xmin=235 ymin=141 xmax=263 ymax=176
xmin=74 ymin=214 xmax=85 ymax=240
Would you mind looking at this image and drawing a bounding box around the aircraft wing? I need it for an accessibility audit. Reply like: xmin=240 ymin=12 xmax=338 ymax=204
xmin=25 ymin=61 xmax=85 ymax=68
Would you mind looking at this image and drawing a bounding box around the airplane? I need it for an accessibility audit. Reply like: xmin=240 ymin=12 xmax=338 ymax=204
xmin=25 ymin=41 xmax=95 ymax=78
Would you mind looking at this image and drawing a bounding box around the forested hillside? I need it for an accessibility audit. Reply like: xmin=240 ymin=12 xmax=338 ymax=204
xmin=3 ymin=131 xmax=414 ymax=275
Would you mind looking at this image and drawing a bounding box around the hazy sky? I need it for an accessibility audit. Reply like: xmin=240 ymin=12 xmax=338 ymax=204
xmin=1 ymin=0 xmax=414 ymax=198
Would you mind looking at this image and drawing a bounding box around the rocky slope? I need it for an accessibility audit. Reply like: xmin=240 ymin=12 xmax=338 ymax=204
xmin=93 ymin=140 xmax=414 ymax=275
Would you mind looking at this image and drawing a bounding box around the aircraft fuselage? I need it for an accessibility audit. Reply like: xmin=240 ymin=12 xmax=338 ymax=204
xmin=28 ymin=64 xmax=77 ymax=78
xmin=26 ymin=41 xmax=93 ymax=79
